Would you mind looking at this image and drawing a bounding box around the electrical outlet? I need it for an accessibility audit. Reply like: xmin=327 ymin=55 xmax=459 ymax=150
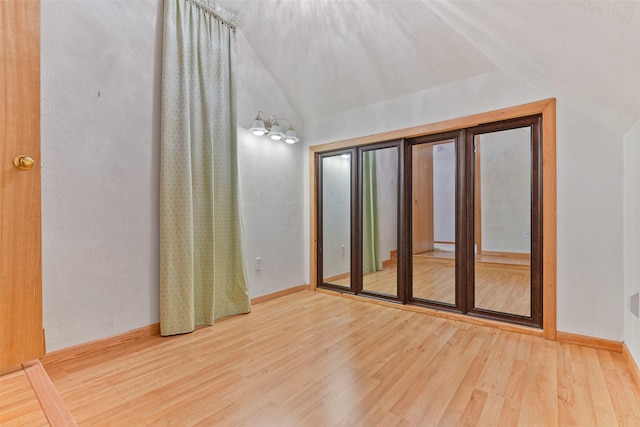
xmin=341 ymin=245 xmax=345 ymax=256
xmin=255 ymin=257 xmax=262 ymax=271
xmin=523 ymin=230 xmax=530 ymax=239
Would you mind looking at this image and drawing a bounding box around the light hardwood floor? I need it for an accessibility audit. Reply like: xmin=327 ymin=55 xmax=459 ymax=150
xmin=0 ymin=369 xmax=49 ymax=426
xmin=332 ymin=254 xmax=531 ymax=316
xmin=25 ymin=291 xmax=640 ymax=426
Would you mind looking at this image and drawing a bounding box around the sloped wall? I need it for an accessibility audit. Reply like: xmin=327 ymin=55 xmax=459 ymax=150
xmin=304 ymin=70 xmax=624 ymax=341
xmin=41 ymin=0 xmax=304 ymax=352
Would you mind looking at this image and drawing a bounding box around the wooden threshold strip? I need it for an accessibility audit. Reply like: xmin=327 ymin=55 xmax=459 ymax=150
xmin=22 ymin=360 xmax=77 ymax=426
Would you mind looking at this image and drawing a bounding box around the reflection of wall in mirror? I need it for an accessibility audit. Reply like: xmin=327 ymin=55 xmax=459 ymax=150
xmin=376 ymin=148 xmax=398 ymax=263
xmin=322 ymin=156 xmax=351 ymax=278
xmin=433 ymin=142 xmax=456 ymax=243
xmin=479 ymin=127 xmax=531 ymax=254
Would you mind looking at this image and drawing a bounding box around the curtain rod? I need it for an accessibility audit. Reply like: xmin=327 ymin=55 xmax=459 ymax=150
xmin=185 ymin=0 xmax=238 ymax=30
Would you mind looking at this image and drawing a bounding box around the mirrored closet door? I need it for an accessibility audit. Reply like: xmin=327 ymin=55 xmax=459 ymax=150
xmin=359 ymin=142 xmax=401 ymax=300
xmin=318 ymin=149 xmax=355 ymax=291
xmin=407 ymin=131 xmax=464 ymax=311
xmin=466 ymin=116 xmax=542 ymax=326
xmin=316 ymin=115 xmax=543 ymax=328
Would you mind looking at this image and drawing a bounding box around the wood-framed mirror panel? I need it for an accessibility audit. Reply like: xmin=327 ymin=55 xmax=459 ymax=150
xmin=465 ymin=115 xmax=543 ymax=328
xmin=357 ymin=140 xmax=403 ymax=302
xmin=317 ymin=148 xmax=357 ymax=293
xmin=405 ymin=130 xmax=466 ymax=313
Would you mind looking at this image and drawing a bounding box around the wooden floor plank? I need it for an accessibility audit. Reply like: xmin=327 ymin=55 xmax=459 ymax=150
xmin=0 ymin=290 xmax=631 ymax=426
xmin=0 ymin=369 xmax=49 ymax=427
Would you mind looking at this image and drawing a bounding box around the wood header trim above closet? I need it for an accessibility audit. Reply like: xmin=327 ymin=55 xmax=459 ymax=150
xmin=309 ymin=98 xmax=555 ymax=154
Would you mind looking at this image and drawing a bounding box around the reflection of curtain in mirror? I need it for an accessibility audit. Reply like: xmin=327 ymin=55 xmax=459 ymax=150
xmin=159 ymin=0 xmax=250 ymax=336
xmin=363 ymin=152 xmax=382 ymax=274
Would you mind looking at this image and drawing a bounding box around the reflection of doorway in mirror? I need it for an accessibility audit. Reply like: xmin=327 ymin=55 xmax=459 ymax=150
xmin=412 ymin=140 xmax=456 ymax=304
xmin=412 ymin=144 xmax=434 ymax=254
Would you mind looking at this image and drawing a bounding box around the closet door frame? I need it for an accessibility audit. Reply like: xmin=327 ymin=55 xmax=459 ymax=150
xmin=318 ymin=121 xmax=542 ymax=327
xmin=464 ymin=116 xmax=543 ymax=328
xmin=316 ymin=148 xmax=357 ymax=294
xmin=357 ymin=139 xmax=404 ymax=302
xmin=405 ymin=130 xmax=466 ymax=313
xmin=309 ymin=98 xmax=556 ymax=340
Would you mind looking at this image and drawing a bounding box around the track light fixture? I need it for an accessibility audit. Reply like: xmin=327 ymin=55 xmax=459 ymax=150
xmin=249 ymin=111 xmax=299 ymax=144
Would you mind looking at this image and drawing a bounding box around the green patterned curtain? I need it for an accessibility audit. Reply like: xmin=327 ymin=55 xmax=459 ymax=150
xmin=160 ymin=0 xmax=250 ymax=336
xmin=363 ymin=151 xmax=382 ymax=274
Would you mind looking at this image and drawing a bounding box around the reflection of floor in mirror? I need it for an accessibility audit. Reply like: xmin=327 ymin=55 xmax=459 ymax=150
xmin=330 ymin=251 xmax=531 ymax=317
xmin=418 ymin=247 xmax=530 ymax=267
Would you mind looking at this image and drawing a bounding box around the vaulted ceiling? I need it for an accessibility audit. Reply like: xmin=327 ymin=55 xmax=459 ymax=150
xmin=217 ymin=0 xmax=640 ymax=133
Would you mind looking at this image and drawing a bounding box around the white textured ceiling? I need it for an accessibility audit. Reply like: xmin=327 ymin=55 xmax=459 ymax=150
xmin=218 ymin=0 xmax=640 ymax=132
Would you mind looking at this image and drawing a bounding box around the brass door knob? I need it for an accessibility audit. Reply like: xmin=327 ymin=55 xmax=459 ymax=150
xmin=14 ymin=155 xmax=35 ymax=170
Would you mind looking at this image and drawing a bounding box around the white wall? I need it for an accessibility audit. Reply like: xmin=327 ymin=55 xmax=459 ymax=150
xmin=41 ymin=0 xmax=163 ymax=352
xmin=235 ymin=31 xmax=305 ymax=299
xmin=303 ymin=70 xmax=625 ymax=341
xmin=624 ymin=117 xmax=640 ymax=365
xmin=41 ymin=0 xmax=304 ymax=352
